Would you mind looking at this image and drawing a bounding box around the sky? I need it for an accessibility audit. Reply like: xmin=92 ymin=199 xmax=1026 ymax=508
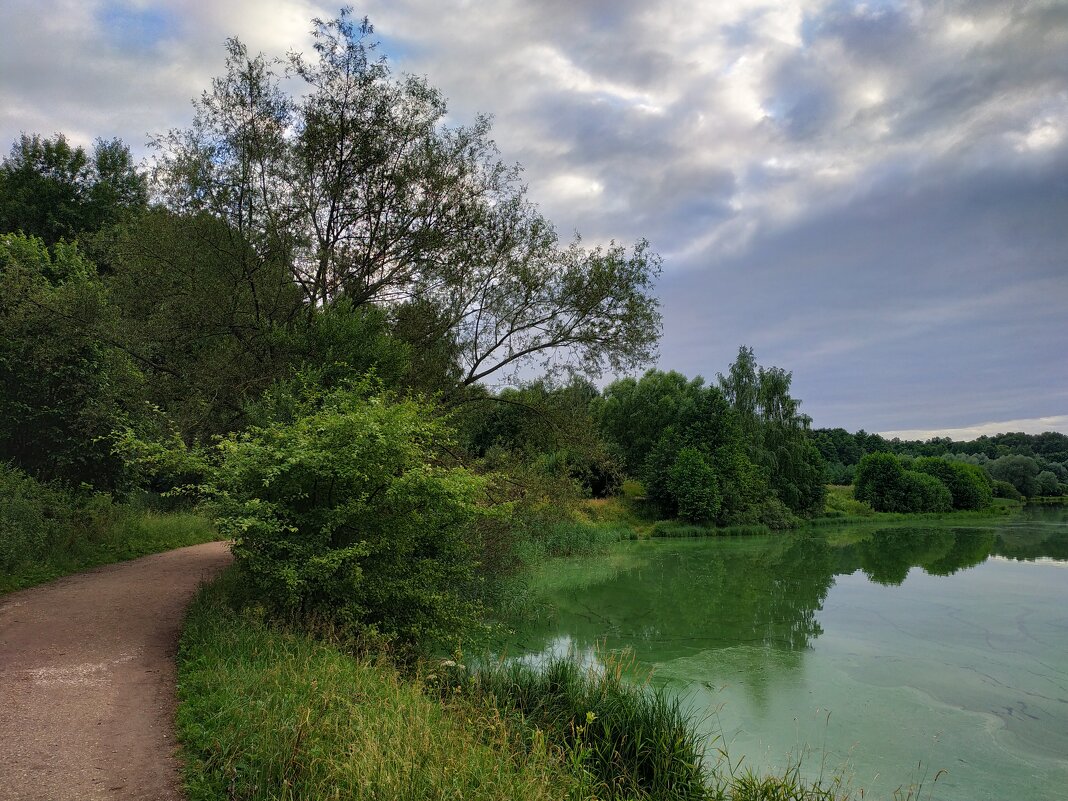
xmin=1 ymin=0 xmax=1065 ymax=438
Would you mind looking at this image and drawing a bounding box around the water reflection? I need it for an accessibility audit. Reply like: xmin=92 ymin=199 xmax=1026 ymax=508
xmin=499 ymin=507 xmax=1068 ymax=800
xmin=509 ymin=509 xmax=1068 ymax=664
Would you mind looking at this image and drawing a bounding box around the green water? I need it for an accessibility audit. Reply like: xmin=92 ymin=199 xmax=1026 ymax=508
xmin=501 ymin=506 xmax=1068 ymax=800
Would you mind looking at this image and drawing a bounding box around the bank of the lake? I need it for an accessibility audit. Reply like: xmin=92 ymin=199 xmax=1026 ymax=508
xmin=497 ymin=504 xmax=1068 ymax=801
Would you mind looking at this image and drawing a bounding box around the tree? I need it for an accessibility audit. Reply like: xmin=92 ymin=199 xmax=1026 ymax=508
xmin=912 ymin=457 xmax=991 ymax=510
xmin=0 ymin=133 xmax=147 ymax=248
xmin=0 ymin=233 xmax=147 ymax=490
xmin=854 ymin=452 xmax=905 ymax=512
xmin=718 ymin=346 xmax=825 ymax=515
xmin=668 ymin=447 xmax=720 ymax=523
xmin=152 ymin=11 xmax=660 ymax=387
xmin=988 ymin=455 xmax=1040 ymax=498
xmin=1035 ymin=470 xmax=1060 ymax=497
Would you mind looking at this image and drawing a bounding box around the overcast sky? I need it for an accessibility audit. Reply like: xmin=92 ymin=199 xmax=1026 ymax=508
xmin=2 ymin=0 xmax=1065 ymax=437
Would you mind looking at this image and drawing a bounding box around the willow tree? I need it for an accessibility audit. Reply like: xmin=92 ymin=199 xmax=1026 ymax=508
xmin=152 ymin=11 xmax=660 ymax=387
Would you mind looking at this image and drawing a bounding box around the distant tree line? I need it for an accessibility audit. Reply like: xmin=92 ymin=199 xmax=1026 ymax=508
xmin=814 ymin=427 xmax=1067 ymax=500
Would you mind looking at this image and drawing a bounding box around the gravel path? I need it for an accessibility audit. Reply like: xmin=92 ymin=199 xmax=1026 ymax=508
xmin=0 ymin=542 xmax=232 ymax=801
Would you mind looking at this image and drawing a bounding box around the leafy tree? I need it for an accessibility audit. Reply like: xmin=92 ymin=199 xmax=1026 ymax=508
xmin=0 ymin=233 xmax=146 ymax=490
xmin=107 ymin=209 xmax=309 ymax=440
xmin=152 ymin=11 xmax=660 ymax=386
xmin=210 ymin=380 xmax=486 ymax=652
xmin=854 ymin=452 xmax=906 ymax=512
xmin=912 ymin=457 xmax=991 ymax=510
xmin=988 ymin=455 xmax=1041 ymax=498
xmin=1035 ymin=470 xmax=1060 ymax=497
xmin=0 ymin=133 xmax=147 ymax=249
xmin=592 ymin=370 xmax=706 ymax=475
xmin=719 ymin=346 xmax=825 ymax=515
xmin=900 ymin=470 xmax=952 ymax=513
xmin=668 ymin=447 xmax=720 ymax=523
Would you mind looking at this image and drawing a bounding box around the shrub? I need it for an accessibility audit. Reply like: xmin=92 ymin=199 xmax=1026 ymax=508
xmin=0 ymin=464 xmax=70 ymax=572
xmin=912 ymin=457 xmax=992 ymax=510
xmin=854 ymin=452 xmax=906 ymax=512
xmin=667 ymin=447 xmax=720 ymax=523
xmin=992 ymin=479 xmax=1023 ymax=500
xmin=900 ymin=470 xmax=952 ymax=513
xmin=1036 ymin=470 xmax=1060 ymax=497
xmin=210 ymin=382 xmax=486 ymax=652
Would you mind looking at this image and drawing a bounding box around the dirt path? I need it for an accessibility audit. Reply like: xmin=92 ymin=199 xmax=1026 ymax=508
xmin=0 ymin=542 xmax=232 ymax=801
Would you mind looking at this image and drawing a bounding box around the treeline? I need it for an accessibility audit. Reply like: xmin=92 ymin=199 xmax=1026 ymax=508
xmin=814 ymin=427 xmax=1067 ymax=499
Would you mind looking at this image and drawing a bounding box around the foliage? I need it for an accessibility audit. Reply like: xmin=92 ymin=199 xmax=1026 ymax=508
xmin=152 ymin=12 xmax=661 ymax=386
xmin=853 ymin=453 xmax=906 ymax=512
xmin=0 ymin=233 xmax=147 ymax=490
xmin=990 ymin=479 xmax=1021 ymax=500
xmin=1035 ymin=470 xmax=1061 ymax=496
xmin=107 ymin=210 xmax=305 ymax=440
xmin=668 ymin=447 xmax=721 ymax=523
xmin=0 ymin=133 xmax=147 ymax=249
xmin=177 ymin=572 xmax=584 ymax=801
xmin=987 ymin=455 xmax=1041 ymax=498
xmin=718 ymin=346 xmax=826 ymax=516
xmin=911 ymin=457 xmax=992 ymax=510
xmin=453 ymin=378 xmax=622 ymax=498
xmin=822 ymin=485 xmax=874 ymax=517
xmin=465 ymin=655 xmax=709 ymax=801
xmin=0 ymin=464 xmax=215 ymax=593
xmin=209 ymin=380 xmax=486 ymax=652
xmin=900 ymin=470 xmax=952 ymax=513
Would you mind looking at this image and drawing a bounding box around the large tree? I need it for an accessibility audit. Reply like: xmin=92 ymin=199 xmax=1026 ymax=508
xmin=0 ymin=133 xmax=147 ymax=248
xmin=152 ymin=11 xmax=660 ymax=386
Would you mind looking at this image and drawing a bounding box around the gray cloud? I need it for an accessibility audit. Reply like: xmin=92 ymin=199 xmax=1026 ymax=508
xmin=1 ymin=0 xmax=1064 ymax=434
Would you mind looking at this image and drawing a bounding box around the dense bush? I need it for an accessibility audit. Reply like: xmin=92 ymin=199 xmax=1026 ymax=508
xmin=0 ymin=464 xmax=70 ymax=572
xmin=1036 ymin=470 xmax=1061 ymax=497
xmin=210 ymin=381 xmax=486 ymax=652
xmin=854 ymin=453 xmax=956 ymax=513
xmin=992 ymin=479 xmax=1023 ymax=500
xmin=900 ymin=470 xmax=952 ymax=513
xmin=912 ymin=457 xmax=992 ymax=510
xmin=667 ymin=447 xmax=720 ymax=523
xmin=854 ymin=452 xmax=906 ymax=512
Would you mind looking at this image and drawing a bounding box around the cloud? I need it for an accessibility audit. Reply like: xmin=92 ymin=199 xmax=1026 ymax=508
xmin=0 ymin=0 xmax=1064 ymax=432
xmin=880 ymin=415 xmax=1068 ymax=441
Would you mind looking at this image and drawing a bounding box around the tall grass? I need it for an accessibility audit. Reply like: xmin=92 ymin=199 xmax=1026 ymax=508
xmin=0 ymin=464 xmax=216 ymax=593
xmin=177 ymin=571 xmax=586 ymax=801
xmin=450 ymin=654 xmax=710 ymax=801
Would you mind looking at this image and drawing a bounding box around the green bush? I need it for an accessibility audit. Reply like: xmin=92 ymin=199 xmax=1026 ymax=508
xmin=854 ymin=452 xmax=906 ymax=512
xmin=912 ymin=457 xmax=991 ymax=510
xmin=900 ymin=470 xmax=952 ymax=513
xmin=992 ymin=479 xmax=1023 ymax=501
xmin=211 ymin=381 xmax=486 ymax=652
xmin=667 ymin=447 xmax=720 ymax=523
xmin=0 ymin=464 xmax=70 ymax=572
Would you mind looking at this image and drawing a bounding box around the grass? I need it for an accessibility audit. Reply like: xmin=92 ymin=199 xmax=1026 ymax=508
xmin=0 ymin=501 xmax=217 ymax=594
xmin=177 ymin=570 xmax=586 ymax=801
xmin=466 ymin=654 xmax=709 ymax=800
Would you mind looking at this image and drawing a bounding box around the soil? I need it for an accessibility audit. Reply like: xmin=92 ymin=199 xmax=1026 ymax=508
xmin=0 ymin=542 xmax=232 ymax=800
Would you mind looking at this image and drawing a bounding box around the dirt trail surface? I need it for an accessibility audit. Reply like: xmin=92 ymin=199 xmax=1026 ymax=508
xmin=0 ymin=542 xmax=232 ymax=801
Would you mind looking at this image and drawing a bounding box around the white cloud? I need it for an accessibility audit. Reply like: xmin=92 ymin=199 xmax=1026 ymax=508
xmin=880 ymin=416 xmax=1068 ymax=441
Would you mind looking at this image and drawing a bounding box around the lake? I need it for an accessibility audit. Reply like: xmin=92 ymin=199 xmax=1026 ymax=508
xmin=499 ymin=506 xmax=1068 ymax=800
